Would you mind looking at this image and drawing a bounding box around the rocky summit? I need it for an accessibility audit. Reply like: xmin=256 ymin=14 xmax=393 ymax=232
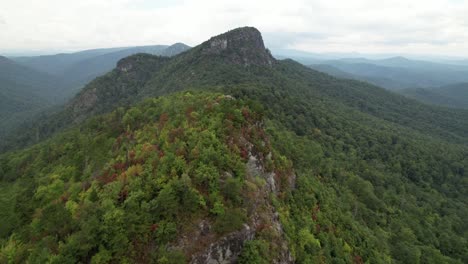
xmin=200 ymin=27 xmax=275 ymax=66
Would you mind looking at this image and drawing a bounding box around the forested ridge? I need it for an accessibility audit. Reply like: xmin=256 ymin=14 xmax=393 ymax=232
xmin=0 ymin=92 xmax=295 ymax=263
xmin=0 ymin=45 xmax=191 ymax=142
xmin=0 ymin=27 xmax=467 ymax=263
xmin=400 ymin=83 xmax=468 ymax=109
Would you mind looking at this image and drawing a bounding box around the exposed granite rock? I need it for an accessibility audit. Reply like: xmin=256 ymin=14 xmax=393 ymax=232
xmin=209 ymin=39 xmax=228 ymax=52
xmin=245 ymin=151 xmax=294 ymax=264
xmin=247 ymin=154 xmax=277 ymax=194
xmin=116 ymin=57 xmax=134 ymax=72
xmin=71 ymin=87 xmax=98 ymax=119
xmin=190 ymin=224 xmax=255 ymax=264
xmin=186 ymin=136 xmax=295 ymax=264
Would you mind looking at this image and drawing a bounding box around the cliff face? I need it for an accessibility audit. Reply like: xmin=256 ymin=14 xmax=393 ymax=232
xmin=200 ymin=27 xmax=275 ymax=66
xmin=174 ymin=128 xmax=295 ymax=264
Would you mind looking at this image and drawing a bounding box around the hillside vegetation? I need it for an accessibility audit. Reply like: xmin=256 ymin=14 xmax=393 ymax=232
xmin=1 ymin=27 xmax=467 ymax=263
xmin=0 ymin=92 xmax=294 ymax=263
xmin=400 ymin=83 xmax=468 ymax=109
xmin=11 ymin=43 xmax=191 ymax=99
xmin=0 ymin=45 xmax=190 ymax=142
xmin=0 ymin=56 xmax=62 ymax=138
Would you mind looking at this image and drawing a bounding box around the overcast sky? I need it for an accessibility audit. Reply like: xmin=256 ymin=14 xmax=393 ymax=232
xmin=1 ymin=0 xmax=468 ymax=57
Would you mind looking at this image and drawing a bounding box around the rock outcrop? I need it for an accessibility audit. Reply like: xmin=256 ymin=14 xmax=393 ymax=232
xmin=185 ymin=133 xmax=295 ymax=264
xmin=200 ymin=27 xmax=275 ymax=67
xmin=190 ymin=224 xmax=256 ymax=264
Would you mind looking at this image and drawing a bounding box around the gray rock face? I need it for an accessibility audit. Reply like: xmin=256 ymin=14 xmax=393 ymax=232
xmin=71 ymin=87 xmax=97 ymax=118
xmin=190 ymin=224 xmax=255 ymax=264
xmin=245 ymin=151 xmax=294 ymax=264
xmin=201 ymin=27 xmax=275 ymax=67
xmin=247 ymin=153 xmax=278 ymax=193
xmin=188 ymin=141 xmax=295 ymax=264
xmin=210 ymin=39 xmax=228 ymax=52
xmin=116 ymin=56 xmax=136 ymax=72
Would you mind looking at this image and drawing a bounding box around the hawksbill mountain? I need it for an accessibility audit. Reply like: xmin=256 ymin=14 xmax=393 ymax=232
xmin=0 ymin=26 xmax=467 ymax=263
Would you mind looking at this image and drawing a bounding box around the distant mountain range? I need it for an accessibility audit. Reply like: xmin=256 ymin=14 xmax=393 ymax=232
xmin=275 ymin=50 xmax=468 ymax=90
xmin=11 ymin=43 xmax=191 ymax=98
xmin=0 ymin=43 xmax=191 ymax=138
xmin=307 ymin=57 xmax=468 ymax=90
xmin=274 ymin=54 xmax=468 ymax=109
xmin=0 ymin=55 xmax=65 ymax=100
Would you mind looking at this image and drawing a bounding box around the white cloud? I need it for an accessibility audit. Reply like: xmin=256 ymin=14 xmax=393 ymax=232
xmin=0 ymin=0 xmax=467 ymax=57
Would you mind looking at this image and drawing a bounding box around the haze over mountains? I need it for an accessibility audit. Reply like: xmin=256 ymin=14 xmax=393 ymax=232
xmin=277 ymin=54 xmax=468 ymax=109
xmin=304 ymin=57 xmax=468 ymax=89
xmin=0 ymin=27 xmax=467 ymax=263
xmin=0 ymin=27 xmax=468 ymax=263
xmin=0 ymin=43 xmax=190 ymax=139
xmin=3 ymin=36 xmax=467 ymax=135
xmin=11 ymin=43 xmax=191 ymax=97
xmin=0 ymin=56 xmax=64 ymax=138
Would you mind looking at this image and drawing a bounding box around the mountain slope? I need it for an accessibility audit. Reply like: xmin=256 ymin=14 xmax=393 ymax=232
xmin=4 ymin=27 xmax=468 ymax=150
xmin=13 ymin=43 xmax=189 ymax=77
xmin=0 ymin=92 xmax=294 ymax=263
xmin=0 ymin=45 xmax=191 ymax=141
xmin=0 ymin=56 xmax=65 ymax=99
xmin=71 ymin=28 xmax=468 ymax=143
xmin=308 ymin=64 xmax=358 ymax=79
xmin=12 ymin=47 xmax=130 ymax=75
xmin=0 ymin=78 xmax=50 ymax=136
xmin=400 ymin=83 xmax=468 ymax=109
xmin=0 ymin=56 xmax=64 ymax=138
xmin=1 ymin=27 xmax=467 ymax=263
xmin=57 ymin=44 xmax=191 ymax=94
xmin=11 ymin=44 xmax=191 ymax=99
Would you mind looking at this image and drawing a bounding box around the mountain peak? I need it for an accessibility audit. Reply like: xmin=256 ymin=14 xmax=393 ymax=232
xmin=200 ymin=26 xmax=275 ymax=66
xmin=162 ymin=42 xmax=191 ymax=56
xmin=382 ymin=56 xmax=410 ymax=63
xmin=0 ymin=55 xmax=13 ymax=64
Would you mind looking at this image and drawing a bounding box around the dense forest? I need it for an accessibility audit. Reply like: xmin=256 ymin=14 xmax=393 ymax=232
xmin=1 ymin=27 xmax=467 ymax=263
xmin=0 ymin=92 xmax=294 ymax=263
xmin=0 ymin=56 xmax=60 ymax=138
xmin=400 ymin=83 xmax=468 ymax=109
